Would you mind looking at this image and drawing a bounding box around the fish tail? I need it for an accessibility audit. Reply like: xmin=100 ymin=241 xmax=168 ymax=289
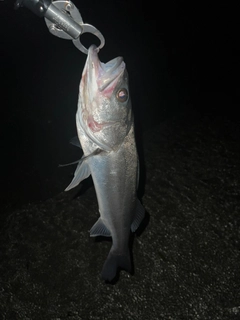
xmin=101 ymin=248 xmax=132 ymax=282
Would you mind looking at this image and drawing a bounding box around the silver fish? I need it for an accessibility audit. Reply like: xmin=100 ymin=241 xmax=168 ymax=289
xmin=66 ymin=45 xmax=145 ymax=281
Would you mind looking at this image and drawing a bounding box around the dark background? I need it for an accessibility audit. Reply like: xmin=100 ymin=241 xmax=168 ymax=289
xmin=1 ymin=2 xmax=240 ymax=317
xmin=1 ymin=0 xmax=239 ymax=212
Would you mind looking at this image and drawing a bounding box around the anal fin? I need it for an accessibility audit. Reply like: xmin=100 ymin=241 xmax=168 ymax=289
xmin=90 ymin=218 xmax=111 ymax=237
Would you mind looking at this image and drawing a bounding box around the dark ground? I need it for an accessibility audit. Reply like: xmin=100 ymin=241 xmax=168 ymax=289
xmin=1 ymin=1 xmax=240 ymax=319
xmin=1 ymin=113 xmax=240 ymax=319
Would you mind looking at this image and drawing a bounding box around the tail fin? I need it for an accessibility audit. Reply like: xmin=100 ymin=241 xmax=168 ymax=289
xmin=101 ymin=249 xmax=132 ymax=282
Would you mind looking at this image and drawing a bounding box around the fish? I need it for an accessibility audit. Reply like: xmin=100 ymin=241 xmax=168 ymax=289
xmin=65 ymin=44 xmax=145 ymax=281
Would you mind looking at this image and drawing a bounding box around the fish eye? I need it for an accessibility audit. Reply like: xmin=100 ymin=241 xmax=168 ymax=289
xmin=116 ymin=88 xmax=128 ymax=102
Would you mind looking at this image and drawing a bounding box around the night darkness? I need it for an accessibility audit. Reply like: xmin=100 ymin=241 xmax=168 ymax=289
xmin=1 ymin=0 xmax=240 ymax=318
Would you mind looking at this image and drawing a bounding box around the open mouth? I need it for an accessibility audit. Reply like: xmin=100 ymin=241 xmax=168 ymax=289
xmin=88 ymin=45 xmax=125 ymax=92
xmin=99 ymin=56 xmax=124 ymax=91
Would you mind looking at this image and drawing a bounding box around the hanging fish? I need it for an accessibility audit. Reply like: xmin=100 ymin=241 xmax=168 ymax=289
xmin=66 ymin=45 xmax=145 ymax=281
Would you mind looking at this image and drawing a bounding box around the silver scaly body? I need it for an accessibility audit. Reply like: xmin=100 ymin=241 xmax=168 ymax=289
xmin=66 ymin=45 xmax=144 ymax=281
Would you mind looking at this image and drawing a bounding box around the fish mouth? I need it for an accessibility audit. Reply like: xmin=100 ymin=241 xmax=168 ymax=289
xmin=87 ymin=44 xmax=125 ymax=92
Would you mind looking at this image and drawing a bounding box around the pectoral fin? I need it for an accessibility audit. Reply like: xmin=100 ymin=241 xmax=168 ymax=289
xmin=131 ymin=199 xmax=145 ymax=232
xmin=90 ymin=218 xmax=111 ymax=237
xmin=65 ymin=159 xmax=91 ymax=191
xmin=64 ymin=148 xmax=103 ymax=191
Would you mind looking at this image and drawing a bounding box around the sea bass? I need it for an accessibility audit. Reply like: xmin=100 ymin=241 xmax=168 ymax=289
xmin=66 ymin=45 xmax=145 ymax=281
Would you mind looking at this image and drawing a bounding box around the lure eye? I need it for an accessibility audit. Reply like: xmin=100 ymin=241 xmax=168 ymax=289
xmin=116 ymin=88 xmax=128 ymax=102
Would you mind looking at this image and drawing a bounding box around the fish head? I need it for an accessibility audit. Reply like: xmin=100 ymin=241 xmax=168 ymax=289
xmin=78 ymin=45 xmax=133 ymax=151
